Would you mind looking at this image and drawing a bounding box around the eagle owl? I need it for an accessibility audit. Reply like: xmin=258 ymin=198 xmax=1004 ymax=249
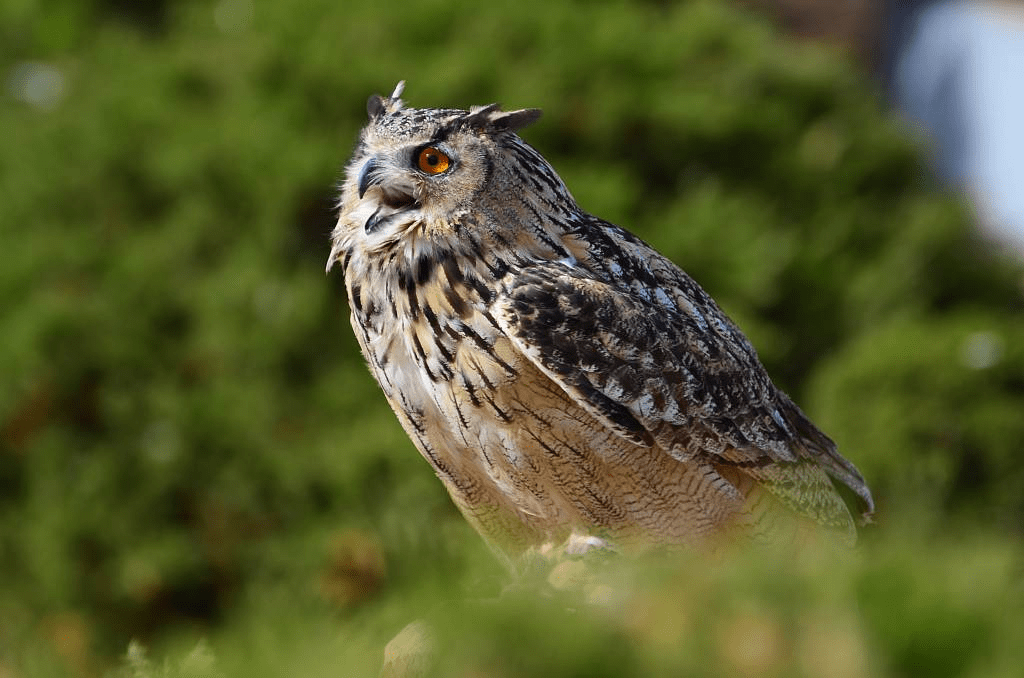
xmin=328 ymin=83 xmax=874 ymax=561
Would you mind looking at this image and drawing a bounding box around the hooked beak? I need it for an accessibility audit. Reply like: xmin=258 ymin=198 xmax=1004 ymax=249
xmin=357 ymin=158 xmax=383 ymax=199
xmin=354 ymin=156 xmax=420 ymax=234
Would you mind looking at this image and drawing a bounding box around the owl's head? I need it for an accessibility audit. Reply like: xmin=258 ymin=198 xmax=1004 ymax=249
xmin=335 ymin=82 xmax=551 ymax=252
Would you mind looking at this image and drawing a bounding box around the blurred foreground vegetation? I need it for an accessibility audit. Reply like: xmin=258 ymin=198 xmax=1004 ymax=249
xmin=1 ymin=0 xmax=1022 ymax=676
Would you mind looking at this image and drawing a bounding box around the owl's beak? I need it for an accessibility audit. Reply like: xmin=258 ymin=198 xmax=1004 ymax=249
xmin=355 ymin=156 xmax=420 ymax=234
xmin=356 ymin=156 xmax=418 ymax=210
xmin=357 ymin=158 xmax=383 ymax=199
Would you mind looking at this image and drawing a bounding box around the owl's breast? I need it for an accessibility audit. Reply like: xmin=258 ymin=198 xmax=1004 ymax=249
xmin=347 ymin=277 xmax=561 ymax=548
xmin=344 ymin=249 xmax=748 ymax=557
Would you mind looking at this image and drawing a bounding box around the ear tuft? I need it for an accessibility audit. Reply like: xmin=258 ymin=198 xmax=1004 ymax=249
xmin=366 ymin=94 xmax=386 ymax=119
xmin=489 ymin=108 xmax=543 ymax=132
xmin=366 ymin=80 xmax=407 ymax=120
xmin=464 ymin=105 xmax=542 ymax=134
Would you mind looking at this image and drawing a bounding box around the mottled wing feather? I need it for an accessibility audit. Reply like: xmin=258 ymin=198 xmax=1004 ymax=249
xmin=495 ymin=263 xmax=794 ymax=460
xmin=494 ymin=262 xmax=868 ymax=532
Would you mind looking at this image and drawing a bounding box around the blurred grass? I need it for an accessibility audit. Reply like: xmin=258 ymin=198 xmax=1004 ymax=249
xmin=1 ymin=0 xmax=1022 ymax=676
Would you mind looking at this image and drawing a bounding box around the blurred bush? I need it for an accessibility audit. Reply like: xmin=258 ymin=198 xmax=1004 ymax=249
xmin=1 ymin=0 xmax=1022 ymax=676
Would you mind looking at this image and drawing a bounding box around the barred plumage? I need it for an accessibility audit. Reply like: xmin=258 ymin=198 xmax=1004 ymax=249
xmin=328 ymin=83 xmax=874 ymax=562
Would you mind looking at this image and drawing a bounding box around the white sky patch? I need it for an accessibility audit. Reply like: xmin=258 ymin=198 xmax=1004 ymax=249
xmin=960 ymin=330 xmax=1004 ymax=369
xmin=6 ymin=62 xmax=65 ymax=110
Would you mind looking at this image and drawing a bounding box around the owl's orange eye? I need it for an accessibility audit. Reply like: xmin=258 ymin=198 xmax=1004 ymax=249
xmin=416 ymin=146 xmax=451 ymax=175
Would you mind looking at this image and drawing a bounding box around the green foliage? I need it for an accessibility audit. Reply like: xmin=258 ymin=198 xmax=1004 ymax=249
xmin=1 ymin=0 xmax=1022 ymax=676
xmin=811 ymin=313 xmax=1024 ymax=527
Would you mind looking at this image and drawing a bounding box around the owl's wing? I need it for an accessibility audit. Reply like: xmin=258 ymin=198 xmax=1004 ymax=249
xmin=493 ymin=261 xmax=873 ymax=531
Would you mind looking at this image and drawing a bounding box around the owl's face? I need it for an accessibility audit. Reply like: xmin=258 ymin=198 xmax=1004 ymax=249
xmin=335 ymin=82 xmax=544 ymax=251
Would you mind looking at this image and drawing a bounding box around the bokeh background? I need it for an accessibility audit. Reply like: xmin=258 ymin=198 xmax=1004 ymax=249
xmin=2 ymin=1 xmax=1023 ymax=676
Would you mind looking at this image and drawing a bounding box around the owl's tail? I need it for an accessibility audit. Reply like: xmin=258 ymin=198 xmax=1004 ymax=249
xmin=790 ymin=410 xmax=875 ymax=526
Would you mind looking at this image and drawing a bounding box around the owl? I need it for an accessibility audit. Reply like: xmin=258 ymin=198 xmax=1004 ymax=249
xmin=328 ymin=82 xmax=874 ymax=563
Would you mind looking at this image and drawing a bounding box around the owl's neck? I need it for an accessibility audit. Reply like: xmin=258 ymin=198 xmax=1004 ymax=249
xmin=340 ymin=198 xmax=593 ymax=381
